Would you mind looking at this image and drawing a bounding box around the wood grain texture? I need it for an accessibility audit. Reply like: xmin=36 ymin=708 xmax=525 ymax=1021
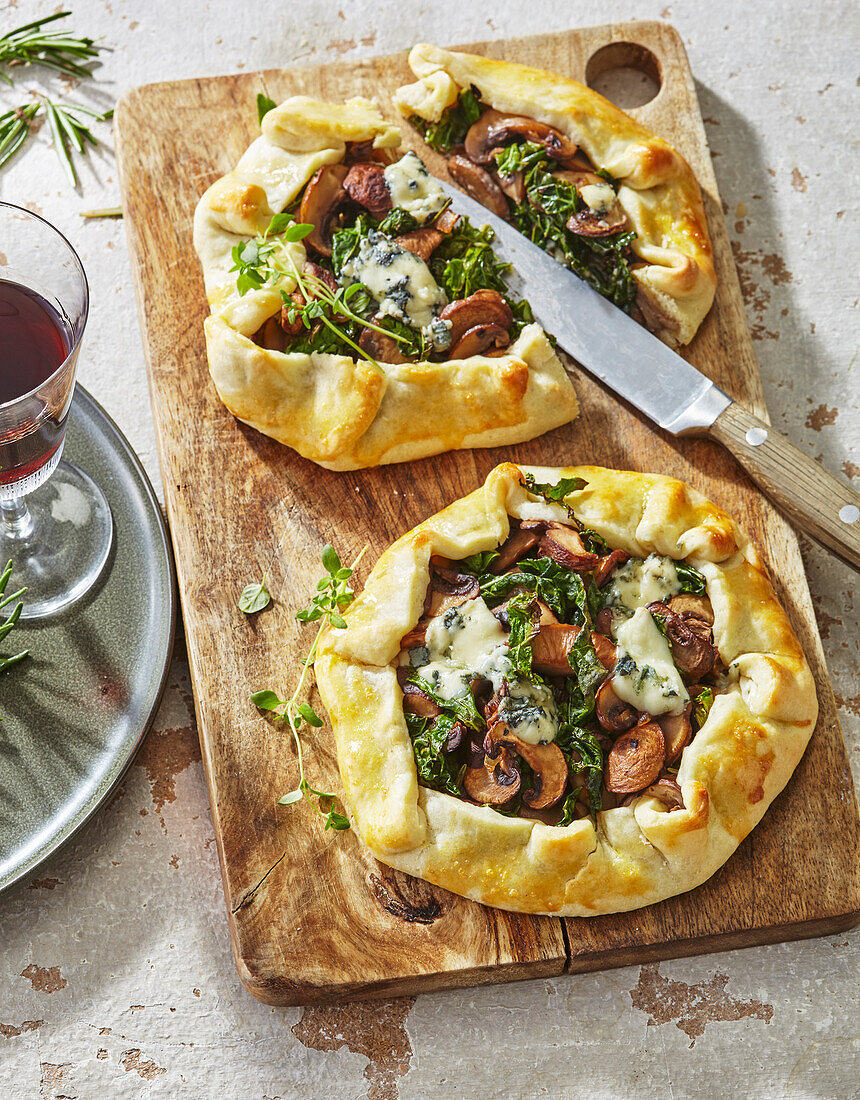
xmin=114 ymin=21 xmax=860 ymax=1005
xmin=708 ymin=402 xmax=860 ymax=569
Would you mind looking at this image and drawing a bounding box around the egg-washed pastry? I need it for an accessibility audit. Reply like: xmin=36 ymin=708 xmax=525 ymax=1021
xmin=193 ymin=96 xmax=578 ymax=470
xmin=315 ymin=463 xmax=817 ymax=916
xmin=394 ymin=46 xmax=716 ymax=347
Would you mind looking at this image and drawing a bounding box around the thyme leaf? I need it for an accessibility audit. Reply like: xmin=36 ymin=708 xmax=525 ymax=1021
xmin=251 ymin=545 xmax=367 ymax=830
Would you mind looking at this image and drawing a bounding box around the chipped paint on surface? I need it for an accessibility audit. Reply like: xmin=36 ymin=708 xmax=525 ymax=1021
xmin=630 ymin=964 xmax=774 ymax=1045
xmin=293 ymin=998 xmax=416 ymax=1100
xmin=805 ymin=404 xmax=839 ymax=431
xmin=19 ymin=966 xmax=67 ymax=995
xmin=133 ymin=723 xmax=201 ymax=815
xmin=0 ymin=1020 xmax=43 ymax=1039
xmin=120 ymin=1049 xmax=168 ymax=1080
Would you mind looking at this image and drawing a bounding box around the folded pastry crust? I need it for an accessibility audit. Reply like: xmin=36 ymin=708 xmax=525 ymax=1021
xmin=315 ymin=463 xmax=817 ymax=916
xmin=394 ymin=45 xmax=717 ymax=347
xmin=193 ymin=95 xmax=578 ymax=470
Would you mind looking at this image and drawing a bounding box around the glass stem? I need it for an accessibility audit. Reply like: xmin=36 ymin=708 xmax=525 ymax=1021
xmin=0 ymin=495 xmax=35 ymax=542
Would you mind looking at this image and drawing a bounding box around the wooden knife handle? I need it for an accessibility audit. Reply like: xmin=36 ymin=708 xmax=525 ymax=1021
xmin=707 ymin=402 xmax=860 ymax=570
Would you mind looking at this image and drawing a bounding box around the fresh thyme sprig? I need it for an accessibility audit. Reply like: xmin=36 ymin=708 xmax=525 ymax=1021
xmin=250 ymin=544 xmax=366 ymax=831
xmin=0 ymin=11 xmax=101 ymax=83
xmin=0 ymin=560 xmax=28 ymax=676
xmin=230 ymin=213 xmax=417 ymax=375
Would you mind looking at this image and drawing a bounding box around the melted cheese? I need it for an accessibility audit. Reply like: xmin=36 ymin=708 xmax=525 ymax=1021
xmin=612 ymin=608 xmax=689 ymax=716
xmin=411 ymin=597 xmax=511 ymax=701
xmin=579 ymin=181 xmax=616 ymax=215
xmin=498 ymin=680 xmax=559 ymax=745
xmin=340 ymin=229 xmax=447 ymax=334
xmin=404 ymin=597 xmax=559 ymax=744
xmin=383 ymin=152 xmax=448 ymax=223
xmin=606 ymin=554 xmax=682 ymax=618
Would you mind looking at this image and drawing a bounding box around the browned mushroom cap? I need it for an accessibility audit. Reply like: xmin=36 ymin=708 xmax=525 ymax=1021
xmin=489 ymin=527 xmax=541 ymax=574
xmin=448 ymin=323 xmax=512 ymax=359
xmin=439 ymin=289 xmax=513 ymax=349
xmin=343 ymin=162 xmax=392 ymax=217
xmin=464 ymin=747 xmax=521 ymax=805
xmin=303 ymin=260 xmax=339 ymax=293
xmin=400 ymin=620 xmax=428 ymax=651
xmin=496 ymin=168 xmax=525 ymax=204
xmin=300 ymin=164 xmax=349 ymax=256
xmin=566 ymin=204 xmax=630 ymax=238
xmin=531 ymin=622 xmax=583 ymax=676
xmin=656 ymin=703 xmax=693 ymax=764
xmin=593 ymin=548 xmax=630 ymax=588
xmin=595 ymin=606 xmax=616 ymax=638
xmin=647 ymin=602 xmax=716 ymax=681
xmin=343 ymin=140 xmax=396 ymax=166
xmin=253 ymin=315 xmax=289 ymax=351
xmin=595 ymin=678 xmax=637 ymax=733
xmin=538 ymin=523 xmax=600 ymax=572
xmin=606 ymin=718 xmax=666 ymax=794
xmin=423 ymin=560 xmax=481 ymax=618
xmin=396 ymin=669 xmax=442 ymax=719
xmin=591 ymin=630 xmax=617 ymax=671
xmin=448 ymin=154 xmax=510 ymax=219
xmin=464 ymin=109 xmax=579 ymax=167
xmin=641 ymin=775 xmax=685 ymax=810
xmin=395 ymin=226 xmax=445 ymax=261
xmin=358 ymin=326 xmax=410 ymax=364
xmin=486 ymin=724 xmax=568 ymax=810
xmin=668 ymin=593 xmax=715 ymax=625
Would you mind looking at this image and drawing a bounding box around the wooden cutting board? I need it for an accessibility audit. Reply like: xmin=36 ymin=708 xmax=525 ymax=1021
xmin=115 ymin=21 xmax=860 ymax=1005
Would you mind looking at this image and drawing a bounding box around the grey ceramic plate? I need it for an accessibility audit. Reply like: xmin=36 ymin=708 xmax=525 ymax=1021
xmin=0 ymin=386 xmax=176 ymax=892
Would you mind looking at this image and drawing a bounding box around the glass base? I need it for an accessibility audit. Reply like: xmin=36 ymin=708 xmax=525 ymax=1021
xmin=1 ymin=461 xmax=112 ymax=620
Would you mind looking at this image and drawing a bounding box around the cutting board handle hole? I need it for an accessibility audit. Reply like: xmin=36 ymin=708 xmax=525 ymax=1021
xmin=585 ymin=42 xmax=662 ymax=108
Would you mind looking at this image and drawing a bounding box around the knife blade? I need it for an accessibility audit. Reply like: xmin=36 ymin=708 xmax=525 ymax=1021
xmin=437 ymin=180 xmax=860 ymax=571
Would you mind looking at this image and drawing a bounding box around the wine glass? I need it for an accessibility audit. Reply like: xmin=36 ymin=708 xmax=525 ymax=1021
xmin=0 ymin=202 xmax=112 ymax=619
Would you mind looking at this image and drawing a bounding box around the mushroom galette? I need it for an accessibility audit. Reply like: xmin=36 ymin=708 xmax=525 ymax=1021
xmin=394 ymin=46 xmax=716 ymax=347
xmin=193 ymin=95 xmax=577 ymax=470
xmin=315 ymin=464 xmax=817 ymax=916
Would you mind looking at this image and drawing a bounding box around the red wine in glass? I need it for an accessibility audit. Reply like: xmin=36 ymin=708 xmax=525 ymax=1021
xmin=0 ymin=280 xmax=71 ymax=489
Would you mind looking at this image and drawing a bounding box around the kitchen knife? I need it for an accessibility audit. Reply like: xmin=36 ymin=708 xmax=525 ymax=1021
xmin=438 ymin=180 xmax=860 ymax=571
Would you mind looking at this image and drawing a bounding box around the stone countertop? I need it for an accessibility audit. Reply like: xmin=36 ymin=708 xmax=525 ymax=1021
xmin=0 ymin=0 xmax=857 ymax=1096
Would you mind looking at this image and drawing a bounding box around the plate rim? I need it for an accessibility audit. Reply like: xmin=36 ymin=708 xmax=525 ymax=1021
xmin=0 ymin=383 xmax=177 ymax=894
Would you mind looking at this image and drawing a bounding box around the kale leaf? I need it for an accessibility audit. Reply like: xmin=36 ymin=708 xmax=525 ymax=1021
xmin=555 ymin=725 xmax=604 ymax=818
xmin=496 ymin=140 xmax=638 ymax=312
xmin=403 ymin=667 xmax=484 ymax=730
xmin=522 ymin=472 xmax=587 ymax=504
xmin=675 ymin=562 xmax=708 ymax=594
xmin=406 ymin=712 xmax=464 ymax=796
xmin=692 ymin=686 xmax=715 ymax=730
xmin=478 ymin=557 xmax=591 ymax=624
xmin=408 ymin=85 xmax=482 ymax=153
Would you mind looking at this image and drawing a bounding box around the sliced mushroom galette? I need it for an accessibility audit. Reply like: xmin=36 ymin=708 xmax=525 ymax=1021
xmin=193 ymin=95 xmax=577 ymax=470
xmin=394 ymin=45 xmax=716 ymax=347
xmin=316 ymin=463 xmax=818 ymax=916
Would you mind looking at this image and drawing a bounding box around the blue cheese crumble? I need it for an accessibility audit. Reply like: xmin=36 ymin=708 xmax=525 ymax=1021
xmin=339 ymin=229 xmax=449 ymax=348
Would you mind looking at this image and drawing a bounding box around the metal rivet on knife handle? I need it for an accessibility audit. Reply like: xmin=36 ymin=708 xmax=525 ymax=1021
xmin=709 ymin=402 xmax=860 ymax=571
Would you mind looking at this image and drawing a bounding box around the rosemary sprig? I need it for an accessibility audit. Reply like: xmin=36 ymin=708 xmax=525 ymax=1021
xmin=250 ymin=544 xmax=366 ymax=830
xmin=0 ymin=96 xmax=111 ymax=181
xmin=0 ymin=12 xmax=101 ymax=84
xmin=0 ymin=560 xmax=28 ymax=675
xmin=42 ymin=97 xmax=112 ymax=186
xmin=0 ymin=102 xmax=39 ymax=169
